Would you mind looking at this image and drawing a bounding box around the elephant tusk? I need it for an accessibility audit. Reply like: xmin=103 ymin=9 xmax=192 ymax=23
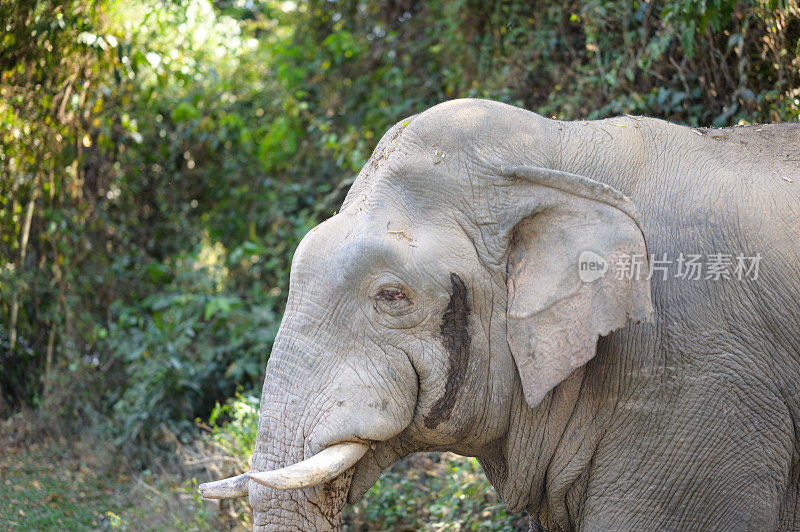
xmin=199 ymin=472 xmax=250 ymax=499
xmin=247 ymin=442 xmax=369 ymax=490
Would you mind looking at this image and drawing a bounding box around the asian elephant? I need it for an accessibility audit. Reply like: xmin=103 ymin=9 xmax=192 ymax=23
xmin=201 ymin=99 xmax=800 ymax=531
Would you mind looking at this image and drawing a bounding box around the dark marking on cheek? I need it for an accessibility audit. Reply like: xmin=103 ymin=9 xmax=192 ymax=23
xmin=424 ymin=272 xmax=471 ymax=429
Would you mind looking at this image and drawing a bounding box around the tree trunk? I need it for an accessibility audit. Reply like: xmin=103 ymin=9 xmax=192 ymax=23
xmin=8 ymin=179 xmax=38 ymax=357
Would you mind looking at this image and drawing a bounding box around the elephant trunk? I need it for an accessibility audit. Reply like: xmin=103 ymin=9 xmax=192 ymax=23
xmin=246 ymin=326 xmax=361 ymax=531
xmin=249 ymin=411 xmax=356 ymax=531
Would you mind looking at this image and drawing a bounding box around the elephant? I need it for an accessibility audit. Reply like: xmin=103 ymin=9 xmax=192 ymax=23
xmin=200 ymin=99 xmax=800 ymax=531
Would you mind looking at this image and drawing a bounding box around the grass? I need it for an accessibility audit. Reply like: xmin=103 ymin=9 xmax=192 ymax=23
xmin=0 ymin=439 xmax=241 ymax=530
xmin=0 ymin=442 xmax=125 ymax=529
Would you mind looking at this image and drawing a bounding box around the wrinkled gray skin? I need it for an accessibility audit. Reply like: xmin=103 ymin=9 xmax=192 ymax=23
xmin=249 ymin=99 xmax=800 ymax=530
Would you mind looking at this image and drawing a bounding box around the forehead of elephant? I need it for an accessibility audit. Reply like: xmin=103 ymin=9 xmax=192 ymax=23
xmin=350 ymin=103 xmax=549 ymax=217
xmin=290 ymin=209 xmax=470 ymax=296
xmin=399 ymin=100 xmax=498 ymax=147
xmin=399 ymin=99 xmax=542 ymax=162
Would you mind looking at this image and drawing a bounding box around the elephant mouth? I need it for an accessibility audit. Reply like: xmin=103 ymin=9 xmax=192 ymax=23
xmin=199 ymin=441 xmax=371 ymax=498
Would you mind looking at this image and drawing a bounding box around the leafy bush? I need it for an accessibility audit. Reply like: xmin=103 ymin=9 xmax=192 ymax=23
xmin=202 ymin=391 xmax=260 ymax=473
xmin=106 ymin=248 xmax=278 ymax=453
xmin=344 ymin=454 xmax=527 ymax=531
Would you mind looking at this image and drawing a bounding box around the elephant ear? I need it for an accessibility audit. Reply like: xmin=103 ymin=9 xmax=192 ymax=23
xmin=500 ymin=166 xmax=654 ymax=408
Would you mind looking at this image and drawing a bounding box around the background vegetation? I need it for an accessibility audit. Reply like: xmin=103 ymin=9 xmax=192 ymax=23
xmin=1 ymin=0 xmax=798 ymax=528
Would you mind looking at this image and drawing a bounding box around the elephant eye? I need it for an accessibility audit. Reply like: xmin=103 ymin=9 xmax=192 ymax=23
xmin=372 ymin=286 xmax=420 ymax=324
xmin=375 ymin=288 xmax=406 ymax=301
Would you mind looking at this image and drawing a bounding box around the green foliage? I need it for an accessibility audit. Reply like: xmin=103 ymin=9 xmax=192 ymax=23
xmin=106 ymin=251 xmax=278 ymax=453
xmin=344 ymin=455 xmax=525 ymax=531
xmin=0 ymin=0 xmax=124 ymax=413
xmin=203 ymin=392 xmax=260 ymax=471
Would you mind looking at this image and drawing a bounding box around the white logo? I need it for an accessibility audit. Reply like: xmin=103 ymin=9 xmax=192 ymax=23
xmin=578 ymin=250 xmax=608 ymax=282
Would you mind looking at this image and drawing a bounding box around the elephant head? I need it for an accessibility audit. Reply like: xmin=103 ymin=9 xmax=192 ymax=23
xmin=200 ymin=99 xmax=653 ymax=530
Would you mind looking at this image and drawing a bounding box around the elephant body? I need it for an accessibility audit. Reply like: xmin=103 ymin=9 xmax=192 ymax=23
xmin=492 ymin=114 xmax=800 ymax=530
xmin=209 ymin=100 xmax=800 ymax=531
